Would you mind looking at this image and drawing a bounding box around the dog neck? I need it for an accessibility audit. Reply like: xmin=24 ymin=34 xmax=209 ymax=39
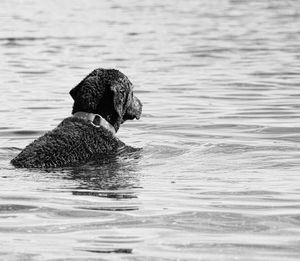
xmin=73 ymin=112 xmax=116 ymax=135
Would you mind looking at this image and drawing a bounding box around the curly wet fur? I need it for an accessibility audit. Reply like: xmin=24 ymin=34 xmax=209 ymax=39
xmin=11 ymin=68 xmax=142 ymax=168
xmin=11 ymin=117 xmax=124 ymax=168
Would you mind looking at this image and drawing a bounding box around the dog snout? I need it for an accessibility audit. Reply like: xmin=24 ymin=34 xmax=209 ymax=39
xmin=124 ymin=95 xmax=142 ymax=120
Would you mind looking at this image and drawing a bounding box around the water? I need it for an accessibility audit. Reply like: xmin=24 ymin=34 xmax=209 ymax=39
xmin=1 ymin=0 xmax=300 ymax=260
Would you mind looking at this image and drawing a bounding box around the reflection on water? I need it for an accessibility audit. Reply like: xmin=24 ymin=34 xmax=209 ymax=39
xmin=1 ymin=0 xmax=300 ymax=260
xmin=66 ymin=148 xmax=142 ymax=191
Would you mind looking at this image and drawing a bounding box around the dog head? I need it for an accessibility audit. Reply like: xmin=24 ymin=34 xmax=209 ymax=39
xmin=70 ymin=68 xmax=142 ymax=132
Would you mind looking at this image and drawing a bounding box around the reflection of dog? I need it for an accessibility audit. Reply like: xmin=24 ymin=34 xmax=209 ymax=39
xmin=11 ymin=68 xmax=142 ymax=168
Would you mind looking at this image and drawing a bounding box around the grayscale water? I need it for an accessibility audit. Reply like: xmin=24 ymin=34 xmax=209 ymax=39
xmin=1 ymin=0 xmax=300 ymax=260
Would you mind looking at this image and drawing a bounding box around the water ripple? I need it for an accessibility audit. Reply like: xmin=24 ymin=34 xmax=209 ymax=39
xmin=0 ymin=0 xmax=300 ymax=260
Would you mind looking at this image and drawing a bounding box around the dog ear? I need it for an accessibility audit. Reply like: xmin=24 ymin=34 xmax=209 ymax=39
xmin=69 ymin=86 xmax=77 ymax=100
xmin=70 ymin=76 xmax=105 ymax=113
xmin=110 ymin=82 xmax=127 ymax=119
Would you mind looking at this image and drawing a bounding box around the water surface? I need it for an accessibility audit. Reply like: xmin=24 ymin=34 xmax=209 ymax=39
xmin=1 ymin=0 xmax=300 ymax=260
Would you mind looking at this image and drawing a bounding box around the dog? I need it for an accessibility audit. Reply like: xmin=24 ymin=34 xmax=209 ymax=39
xmin=11 ymin=68 xmax=142 ymax=168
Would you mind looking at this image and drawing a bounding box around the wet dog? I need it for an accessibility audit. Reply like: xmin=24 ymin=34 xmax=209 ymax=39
xmin=11 ymin=68 xmax=142 ymax=168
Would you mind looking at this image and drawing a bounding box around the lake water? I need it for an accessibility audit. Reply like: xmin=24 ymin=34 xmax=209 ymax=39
xmin=1 ymin=0 xmax=300 ymax=260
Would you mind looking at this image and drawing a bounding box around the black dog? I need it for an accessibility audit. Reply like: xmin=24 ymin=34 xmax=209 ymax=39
xmin=11 ymin=68 xmax=142 ymax=168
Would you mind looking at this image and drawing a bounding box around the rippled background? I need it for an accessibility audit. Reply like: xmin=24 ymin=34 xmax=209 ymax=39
xmin=1 ymin=0 xmax=300 ymax=260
